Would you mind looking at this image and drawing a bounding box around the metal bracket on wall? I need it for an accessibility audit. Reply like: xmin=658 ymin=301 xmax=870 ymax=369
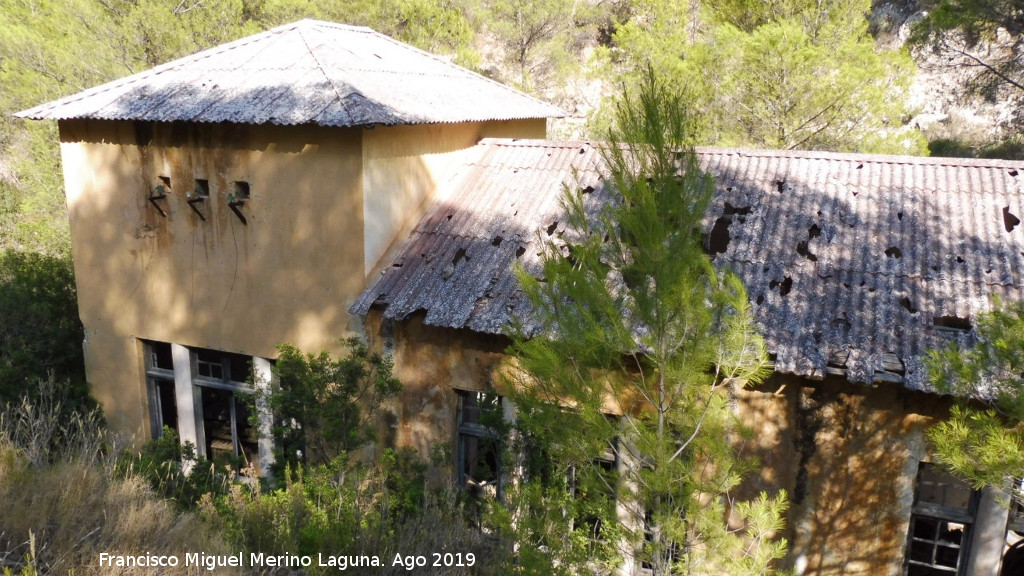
xmin=186 ymin=196 xmax=207 ymax=221
xmin=227 ymin=196 xmax=247 ymax=226
xmin=148 ymin=185 xmax=168 ymax=217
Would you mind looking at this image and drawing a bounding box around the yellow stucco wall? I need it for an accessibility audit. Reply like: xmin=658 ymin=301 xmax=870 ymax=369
xmin=59 ymin=117 xmax=545 ymax=438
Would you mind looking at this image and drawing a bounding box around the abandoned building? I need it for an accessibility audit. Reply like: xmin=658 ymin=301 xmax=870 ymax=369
xmin=16 ymin=18 xmax=1024 ymax=576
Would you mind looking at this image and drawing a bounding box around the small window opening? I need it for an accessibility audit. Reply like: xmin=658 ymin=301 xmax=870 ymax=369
xmin=192 ymin=179 xmax=209 ymax=199
xmin=232 ymin=181 xmax=250 ymax=202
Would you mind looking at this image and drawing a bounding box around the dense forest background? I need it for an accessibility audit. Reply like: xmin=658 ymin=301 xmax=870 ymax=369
xmin=2 ymin=0 xmax=1023 ymax=258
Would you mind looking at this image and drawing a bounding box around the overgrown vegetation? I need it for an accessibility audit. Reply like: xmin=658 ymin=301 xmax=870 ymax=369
xmin=926 ymin=299 xmax=1024 ymax=507
xmin=260 ymin=338 xmax=402 ymax=475
xmin=0 ymin=385 xmax=239 ymax=576
xmin=502 ymin=69 xmax=787 ymax=575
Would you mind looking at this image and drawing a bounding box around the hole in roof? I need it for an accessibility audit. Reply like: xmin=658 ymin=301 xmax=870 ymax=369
xmin=492 ymin=236 xmax=503 ymax=246
xmin=546 ymin=221 xmax=559 ymax=236
xmin=934 ymin=315 xmax=971 ymax=331
xmin=723 ymin=202 xmax=751 ymax=218
xmin=930 ymin=265 xmax=939 ymax=272
xmin=451 ymin=247 xmax=468 ymax=267
xmin=897 ymin=211 xmax=903 ymax=221
xmin=446 ymin=214 xmax=453 ymax=221
xmin=900 ymin=296 xmax=918 ymax=314
xmin=856 ymin=163 xmax=864 ymax=169
xmin=159 ymin=175 xmax=171 ymax=189
xmin=581 ymin=185 xmax=594 ymax=194
xmin=842 ymin=282 xmax=850 ymax=289
xmin=1003 ymin=206 xmax=1021 ymax=232
xmin=885 ymin=246 xmax=902 ymax=259
xmin=756 ymin=293 xmax=764 ymax=305
xmin=956 ymin=256 xmax=965 ymax=264
xmin=796 ymin=240 xmax=817 ymax=262
xmin=808 ymin=224 xmax=821 ymax=239
xmin=392 ymin=262 xmax=403 ymax=268
xmin=515 ymin=246 xmax=526 ymax=258
xmin=726 ymin=186 xmax=734 ymax=192
xmin=770 ymin=276 xmax=793 ymax=297
xmin=707 ymin=217 xmax=731 ymax=256
xmin=775 ymin=180 xmax=786 ymax=194
xmin=579 ymin=147 xmax=586 ymax=154
xmin=1010 ymin=169 xmax=1019 ymax=177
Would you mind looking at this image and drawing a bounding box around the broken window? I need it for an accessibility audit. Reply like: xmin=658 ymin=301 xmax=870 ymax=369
xmin=456 ymin=390 xmax=504 ymax=500
xmin=192 ymin=348 xmax=258 ymax=471
xmin=144 ymin=341 xmax=177 ymax=439
xmin=904 ymin=463 xmax=980 ymax=576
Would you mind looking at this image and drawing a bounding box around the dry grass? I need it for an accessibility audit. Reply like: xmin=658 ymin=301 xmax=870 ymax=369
xmin=0 ymin=387 xmax=241 ymax=576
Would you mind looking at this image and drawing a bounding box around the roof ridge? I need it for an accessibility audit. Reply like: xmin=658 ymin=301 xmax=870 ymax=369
xmin=475 ymin=139 xmax=1024 ymax=169
xmin=295 ymin=22 xmax=359 ymax=124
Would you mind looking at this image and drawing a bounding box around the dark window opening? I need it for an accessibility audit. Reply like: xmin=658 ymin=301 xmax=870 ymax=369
xmin=904 ymin=463 xmax=979 ymax=576
xmin=193 ymin=179 xmax=209 ymax=198
xmin=200 ymin=386 xmax=258 ymax=470
xmin=233 ymin=181 xmax=250 ymax=201
xmin=144 ymin=341 xmax=178 ymax=439
xmin=456 ymin=390 xmax=503 ymax=500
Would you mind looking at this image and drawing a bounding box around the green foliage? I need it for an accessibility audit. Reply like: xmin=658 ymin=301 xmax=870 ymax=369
xmin=506 ymin=69 xmax=787 ymax=575
xmin=0 ymin=391 xmax=241 ymax=576
xmin=600 ymin=0 xmax=926 ymax=154
xmin=911 ymin=0 xmax=1024 ymax=95
xmin=926 ymin=299 xmax=1024 ymax=501
xmin=117 ymin=428 xmax=234 ymax=509
xmin=0 ymin=250 xmax=88 ymax=411
xmin=483 ymin=0 xmax=592 ymax=94
xmin=259 ymin=337 xmax=402 ymax=474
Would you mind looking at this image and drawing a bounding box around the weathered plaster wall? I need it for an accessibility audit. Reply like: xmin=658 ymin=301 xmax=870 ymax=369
xmin=364 ymin=310 xmax=510 ymax=469
xmin=366 ymin=310 xmax=955 ymax=576
xmin=735 ymin=376 xmax=951 ymax=576
xmin=61 ymin=119 xmax=366 ymax=435
xmin=362 ymin=119 xmax=546 ymax=273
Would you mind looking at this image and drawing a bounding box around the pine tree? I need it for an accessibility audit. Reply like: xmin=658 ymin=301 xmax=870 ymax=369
xmin=926 ymin=299 xmax=1024 ymax=505
xmin=503 ymin=69 xmax=788 ymax=576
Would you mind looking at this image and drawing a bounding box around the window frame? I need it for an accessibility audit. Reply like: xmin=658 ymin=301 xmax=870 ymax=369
xmin=143 ymin=341 xmax=177 ymax=440
xmin=904 ymin=462 xmax=981 ymax=576
xmin=190 ymin=348 xmax=257 ymax=469
xmin=455 ymin=389 xmax=505 ymax=501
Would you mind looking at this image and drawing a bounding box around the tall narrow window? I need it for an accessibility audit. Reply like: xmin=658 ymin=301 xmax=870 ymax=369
xmin=144 ymin=341 xmax=177 ymax=439
xmin=456 ymin=390 xmax=503 ymax=500
xmin=192 ymin=348 xmax=258 ymax=471
xmin=905 ymin=463 xmax=980 ymax=576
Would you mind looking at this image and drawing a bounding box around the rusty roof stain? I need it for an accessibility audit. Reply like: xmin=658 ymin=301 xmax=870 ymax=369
xmin=15 ymin=20 xmax=564 ymax=127
xmin=351 ymin=139 xmax=1024 ymax=391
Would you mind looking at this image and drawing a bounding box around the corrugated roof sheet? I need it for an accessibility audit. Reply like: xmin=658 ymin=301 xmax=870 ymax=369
xmin=352 ymin=140 xmax=1024 ymax=391
xmin=15 ymin=20 xmax=564 ymax=126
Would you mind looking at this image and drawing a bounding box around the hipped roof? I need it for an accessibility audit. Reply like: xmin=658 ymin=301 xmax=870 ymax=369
xmin=15 ymin=20 xmax=564 ymax=127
